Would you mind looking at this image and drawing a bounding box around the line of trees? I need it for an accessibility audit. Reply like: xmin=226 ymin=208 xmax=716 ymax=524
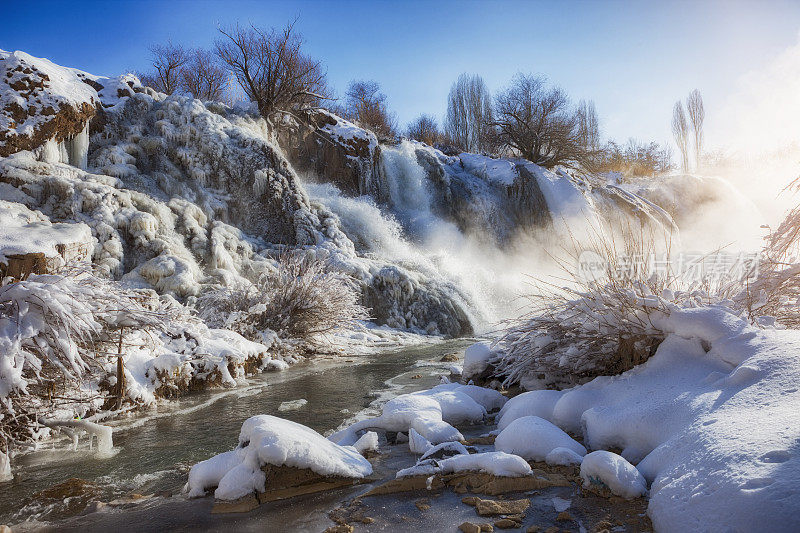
xmin=139 ymin=18 xmax=684 ymax=176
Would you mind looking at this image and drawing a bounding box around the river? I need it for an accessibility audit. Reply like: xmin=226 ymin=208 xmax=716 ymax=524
xmin=3 ymin=339 xmax=473 ymax=531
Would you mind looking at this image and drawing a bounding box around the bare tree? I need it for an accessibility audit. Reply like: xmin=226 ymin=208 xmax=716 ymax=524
xmin=344 ymin=79 xmax=397 ymax=138
xmin=576 ymin=99 xmax=600 ymax=151
xmin=181 ymin=49 xmax=228 ymax=101
xmin=216 ymin=20 xmax=330 ymax=120
xmin=686 ymin=89 xmax=705 ymax=171
xmin=148 ymin=43 xmax=189 ymax=94
xmin=672 ymin=101 xmax=689 ymax=173
xmin=444 ymin=73 xmax=493 ymax=153
xmin=406 ymin=114 xmax=441 ymax=146
xmin=492 ymin=73 xmax=585 ymax=168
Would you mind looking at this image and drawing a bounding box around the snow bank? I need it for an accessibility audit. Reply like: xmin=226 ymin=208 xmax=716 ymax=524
xmin=328 ymin=383 xmax=506 ymax=446
xmin=397 ymin=451 xmax=532 ymax=478
xmin=187 ymin=415 xmax=372 ymax=500
xmin=580 ymin=450 xmax=647 ymax=499
xmin=496 ymin=307 xmax=800 ymax=530
xmin=494 ymin=416 xmax=586 ymax=461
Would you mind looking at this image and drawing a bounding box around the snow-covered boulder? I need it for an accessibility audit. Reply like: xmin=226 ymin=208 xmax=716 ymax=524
xmin=580 ymin=450 xmax=647 ymax=499
xmin=463 ymin=342 xmax=493 ymax=379
xmin=187 ymin=415 xmax=372 ymax=500
xmin=329 ymin=383 xmax=505 ymax=446
xmin=0 ymin=201 xmax=93 ymax=278
xmin=494 ymin=416 xmax=587 ymax=462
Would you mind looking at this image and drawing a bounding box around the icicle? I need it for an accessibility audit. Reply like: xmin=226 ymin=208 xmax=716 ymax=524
xmin=0 ymin=450 xmax=11 ymax=482
xmin=66 ymin=122 xmax=90 ymax=170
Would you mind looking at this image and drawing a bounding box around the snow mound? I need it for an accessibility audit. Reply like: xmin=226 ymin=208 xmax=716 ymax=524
xmin=580 ymin=450 xmax=647 ymax=499
xmin=495 ymin=416 xmax=586 ymax=461
xmin=463 ymin=342 xmax=493 ymax=379
xmin=329 ymin=383 xmax=505 ymax=446
xmin=397 ymin=451 xmax=532 ymax=478
xmin=187 ymin=415 xmax=372 ymax=500
xmin=545 ymin=447 xmax=584 ymax=466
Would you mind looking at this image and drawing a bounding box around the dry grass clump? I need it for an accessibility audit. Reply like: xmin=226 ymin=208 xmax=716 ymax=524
xmin=492 ymin=226 xmax=740 ymax=389
xmin=741 ymin=182 xmax=800 ymax=327
xmin=198 ymin=253 xmax=369 ymax=343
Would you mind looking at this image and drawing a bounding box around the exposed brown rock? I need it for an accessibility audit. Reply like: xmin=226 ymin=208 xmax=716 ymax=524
xmin=211 ymin=494 xmax=259 ymax=514
xmin=556 ymin=511 xmax=573 ymax=522
xmin=415 ymin=498 xmax=431 ymax=511
xmin=323 ymin=525 xmax=354 ymax=533
xmin=440 ymin=352 xmax=460 ymax=362
xmin=474 ymin=497 xmax=530 ymax=516
xmin=32 ymin=478 xmax=100 ymax=517
xmin=464 ymin=435 xmax=497 ymax=446
xmin=459 ymin=522 xmax=494 ymax=533
xmin=495 ymin=518 xmax=522 ymax=529
xmin=257 ymin=463 xmax=362 ymax=503
xmin=276 ymin=109 xmax=381 ymax=197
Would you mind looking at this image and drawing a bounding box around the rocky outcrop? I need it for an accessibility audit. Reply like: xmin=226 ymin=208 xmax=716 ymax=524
xmin=0 ymin=50 xmax=97 ymax=158
xmin=276 ymin=109 xmax=383 ymax=197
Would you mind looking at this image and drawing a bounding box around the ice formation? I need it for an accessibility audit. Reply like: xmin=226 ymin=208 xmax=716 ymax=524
xmin=186 ymin=415 xmax=372 ymax=500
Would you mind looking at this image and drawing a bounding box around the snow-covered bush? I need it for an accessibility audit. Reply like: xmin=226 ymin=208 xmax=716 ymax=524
xmin=0 ymin=266 xmax=171 ymax=451
xmin=198 ymin=253 xmax=369 ymax=343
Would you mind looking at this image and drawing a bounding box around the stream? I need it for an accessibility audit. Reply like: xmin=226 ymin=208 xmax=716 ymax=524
xmin=2 ymin=339 xmax=473 ymax=531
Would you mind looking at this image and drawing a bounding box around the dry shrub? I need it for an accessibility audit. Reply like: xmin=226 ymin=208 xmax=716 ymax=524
xmin=492 ymin=225 xmax=743 ymax=389
xmin=741 ymin=179 xmax=800 ymax=327
xmin=198 ymin=253 xmax=369 ymax=342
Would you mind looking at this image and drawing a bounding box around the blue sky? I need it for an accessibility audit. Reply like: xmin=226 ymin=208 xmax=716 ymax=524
xmin=4 ymin=0 xmax=800 ymax=148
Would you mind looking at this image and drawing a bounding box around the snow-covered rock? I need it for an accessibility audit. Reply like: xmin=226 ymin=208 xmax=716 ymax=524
xmin=352 ymin=431 xmax=379 ymax=454
xmin=187 ymin=415 xmax=372 ymax=500
xmin=580 ymin=450 xmax=647 ymax=499
xmin=494 ymin=416 xmax=586 ymax=462
xmin=329 ymin=383 xmax=505 ymax=446
xmin=0 ymin=50 xmax=98 ymax=159
xmin=396 ymin=451 xmax=532 ymax=478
